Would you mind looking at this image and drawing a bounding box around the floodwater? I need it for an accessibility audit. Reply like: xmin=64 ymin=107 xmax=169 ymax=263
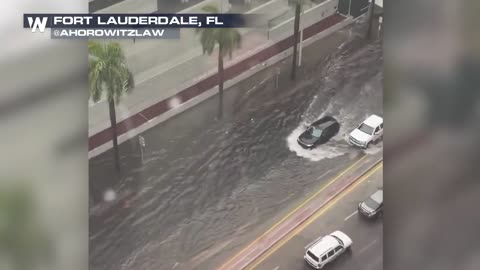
xmin=89 ymin=17 xmax=383 ymax=270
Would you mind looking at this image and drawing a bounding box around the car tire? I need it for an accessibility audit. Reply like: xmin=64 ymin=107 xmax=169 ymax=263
xmin=365 ymin=142 xmax=370 ymax=149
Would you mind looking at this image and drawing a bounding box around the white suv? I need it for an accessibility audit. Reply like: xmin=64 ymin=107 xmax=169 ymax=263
xmin=349 ymin=115 xmax=383 ymax=149
xmin=304 ymin=231 xmax=352 ymax=269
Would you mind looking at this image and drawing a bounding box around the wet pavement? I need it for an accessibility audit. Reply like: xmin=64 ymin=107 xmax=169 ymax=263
xmin=89 ymin=17 xmax=383 ymax=270
xmin=248 ymin=163 xmax=383 ymax=270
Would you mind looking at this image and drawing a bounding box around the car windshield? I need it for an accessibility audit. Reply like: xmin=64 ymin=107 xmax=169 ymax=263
xmin=358 ymin=123 xmax=374 ymax=135
xmin=364 ymin=197 xmax=380 ymax=209
xmin=331 ymin=235 xmax=344 ymax=246
xmin=307 ymin=250 xmax=319 ymax=262
xmin=309 ymin=127 xmax=323 ymax=138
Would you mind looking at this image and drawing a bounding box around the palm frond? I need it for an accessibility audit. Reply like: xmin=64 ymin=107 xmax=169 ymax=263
xmin=196 ymin=4 xmax=242 ymax=59
xmin=201 ymin=4 xmax=219 ymax=13
xmin=88 ymin=41 xmax=134 ymax=104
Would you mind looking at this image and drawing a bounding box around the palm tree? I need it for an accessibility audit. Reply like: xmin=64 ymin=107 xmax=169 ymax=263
xmin=0 ymin=183 xmax=52 ymax=270
xmin=289 ymin=0 xmax=306 ymax=81
xmin=196 ymin=4 xmax=242 ymax=119
xmin=88 ymin=41 xmax=134 ymax=172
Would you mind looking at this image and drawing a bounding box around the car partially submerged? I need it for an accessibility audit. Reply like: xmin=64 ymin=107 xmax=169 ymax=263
xmin=304 ymin=230 xmax=352 ymax=269
xmin=297 ymin=116 xmax=340 ymax=149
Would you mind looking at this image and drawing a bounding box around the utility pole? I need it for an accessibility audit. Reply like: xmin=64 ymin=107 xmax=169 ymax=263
xmin=290 ymin=3 xmax=301 ymax=80
xmin=298 ymin=4 xmax=305 ymax=67
xmin=366 ymin=0 xmax=376 ymax=39
xmin=348 ymin=0 xmax=352 ymax=17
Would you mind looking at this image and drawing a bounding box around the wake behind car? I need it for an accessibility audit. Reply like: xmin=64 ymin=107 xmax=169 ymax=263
xmin=349 ymin=114 xmax=383 ymax=149
xmin=358 ymin=189 xmax=383 ymax=218
xmin=304 ymin=230 xmax=352 ymax=269
xmin=297 ymin=116 xmax=340 ymax=149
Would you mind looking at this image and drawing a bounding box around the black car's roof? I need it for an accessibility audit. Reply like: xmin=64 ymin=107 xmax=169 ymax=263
xmin=311 ymin=116 xmax=338 ymax=127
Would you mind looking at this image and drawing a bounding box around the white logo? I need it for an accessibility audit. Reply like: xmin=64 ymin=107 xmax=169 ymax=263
xmin=27 ymin=17 xmax=48 ymax=33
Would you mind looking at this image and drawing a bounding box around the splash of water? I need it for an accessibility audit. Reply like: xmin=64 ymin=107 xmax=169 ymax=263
xmin=286 ymin=125 xmax=346 ymax=162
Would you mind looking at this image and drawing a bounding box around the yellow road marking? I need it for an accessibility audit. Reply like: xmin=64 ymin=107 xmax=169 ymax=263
xmin=217 ymin=155 xmax=369 ymax=270
xmin=246 ymin=162 xmax=383 ymax=270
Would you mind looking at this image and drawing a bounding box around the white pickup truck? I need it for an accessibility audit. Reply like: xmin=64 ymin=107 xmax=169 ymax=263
xmin=349 ymin=115 xmax=383 ymax=149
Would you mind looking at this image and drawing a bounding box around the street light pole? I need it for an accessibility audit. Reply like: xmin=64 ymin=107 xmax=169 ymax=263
xmin=298 ymin=4 xmax=305 ymax=67
xmin=348 ymin=0 xmax=352 ymax=17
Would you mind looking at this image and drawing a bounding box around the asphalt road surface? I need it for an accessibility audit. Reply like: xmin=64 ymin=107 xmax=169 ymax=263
xmin=245 ymin=163 xmax=383 ymax=270
xmin=89 ymin=17 xmax=382 ymax=270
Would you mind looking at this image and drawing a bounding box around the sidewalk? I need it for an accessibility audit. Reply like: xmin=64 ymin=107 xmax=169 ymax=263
xmin=89 ymin=29 xmax=269 ymax=134
xmin=87 ymin=0 xmax=289 ymax=109
xmin=117 ymin=0 xmax=290 ymax=81
xmin=218 ymin=153 xmax=382 ymax=270
xmin=89 ymin=13 xmax=347 ymax=153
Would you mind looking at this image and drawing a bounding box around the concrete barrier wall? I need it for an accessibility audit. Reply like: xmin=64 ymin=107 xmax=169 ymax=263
xmin=268 ymin=0 xmax=339 ymax=41
xmin=94 ymin=0 xmax=157 ymax=14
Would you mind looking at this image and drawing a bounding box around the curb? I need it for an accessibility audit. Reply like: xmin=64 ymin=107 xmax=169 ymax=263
xmin=225 ymin=156 xmax=383 ymax=270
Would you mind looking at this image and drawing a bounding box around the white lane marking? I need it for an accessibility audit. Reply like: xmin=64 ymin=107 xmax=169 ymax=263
xmin=305 ymin=236 xmax=323 ymax=249
xmin=273 ymin=266 xmax=280 ymax=270
xmin=357 ymin=239 xmax=377 ymax=255
xmin=344 ymin=210 xmax=358 ymax=221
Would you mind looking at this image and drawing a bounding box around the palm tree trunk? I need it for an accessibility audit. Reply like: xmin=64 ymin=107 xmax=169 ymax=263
xmin=366 ymin=0 xmax=376 ymax=39
xmin=108 ymin=99 xmax=121 ymax=172
xmin=291 ymin=3 xmax=301 ymax=80
xmin=217 ymin=44 xmax=224 ymax=119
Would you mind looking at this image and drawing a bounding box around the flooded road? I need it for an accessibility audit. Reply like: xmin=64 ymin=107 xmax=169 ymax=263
xmin=89 ymin=18 xmax=383 ymax=270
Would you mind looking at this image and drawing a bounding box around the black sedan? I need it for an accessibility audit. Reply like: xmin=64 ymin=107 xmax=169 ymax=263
xmin=297 ymin=116 xmax=340 ymax=149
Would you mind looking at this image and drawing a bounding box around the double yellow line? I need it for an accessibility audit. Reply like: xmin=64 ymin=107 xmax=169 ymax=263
xmin=245 ymin=161 xmax=383 ymax=269
xmin=218 ymin=155 xmax=375 ymax=270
